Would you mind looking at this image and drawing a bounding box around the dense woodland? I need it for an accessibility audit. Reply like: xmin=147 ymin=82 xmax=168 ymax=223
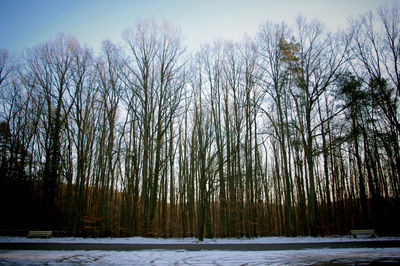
xmin=1 ymin=5 xmax=400 ymax=239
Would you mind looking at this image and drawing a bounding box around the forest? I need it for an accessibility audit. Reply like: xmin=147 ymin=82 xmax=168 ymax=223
xmin=1 ymin=5 xmax=400 ymax=239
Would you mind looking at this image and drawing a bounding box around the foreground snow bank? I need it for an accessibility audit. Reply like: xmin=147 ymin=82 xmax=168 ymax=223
xmin=1 ymin=235 xmax=399 ymax=244
xmin=1 ymin=248 xmax=400 ymax=265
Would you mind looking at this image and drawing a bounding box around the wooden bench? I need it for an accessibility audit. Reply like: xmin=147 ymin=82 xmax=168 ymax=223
xmin=27 ymin=230 xmax=52 ymax=238
xmin=350 ymin=229 xmax=376 ymax=238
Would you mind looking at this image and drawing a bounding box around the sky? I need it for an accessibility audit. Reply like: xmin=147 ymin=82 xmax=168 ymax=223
xmin=0 ymin=0 xmax=397 ymax=54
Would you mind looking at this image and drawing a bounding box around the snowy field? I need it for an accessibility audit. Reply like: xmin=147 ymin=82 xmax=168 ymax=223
xmin=1 ymin=248 xmax=400 ymax=265
xmin=1 ymin=236 xmax=400 ymax=265
xmin=1 ymin=235 xmax=400 ymax=244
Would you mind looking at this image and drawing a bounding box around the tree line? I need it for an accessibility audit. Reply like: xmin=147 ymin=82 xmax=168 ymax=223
xmin=1 ymin=5 xmax=399 ymax=238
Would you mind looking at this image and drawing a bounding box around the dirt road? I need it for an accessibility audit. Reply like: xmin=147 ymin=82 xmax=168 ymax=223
xmin=1 ymin=240 xmax=400 ymax=251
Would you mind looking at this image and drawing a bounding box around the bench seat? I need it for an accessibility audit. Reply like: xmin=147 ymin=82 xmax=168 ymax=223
xmin=27 ymin=230 xmax=52 ymax=238
xmin=350 ymin=229 xmax=376 ymax=238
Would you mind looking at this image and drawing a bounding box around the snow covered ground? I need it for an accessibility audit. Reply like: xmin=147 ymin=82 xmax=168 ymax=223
xmin=1 ymin=236 xmax=400 ymax=264
xmin=1 ymin=248 xmax=400 ymax=265
xmin=1 ymin=235 xmax=399 ymax=244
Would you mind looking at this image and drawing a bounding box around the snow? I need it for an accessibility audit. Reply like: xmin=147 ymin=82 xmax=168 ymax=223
xmin=1 ymin=236 xmax=400 ymax=264
xmin=1 ymin=248 xmax=400 ymax=265
xmin=1 ymin=235 xmax=399 ymax=244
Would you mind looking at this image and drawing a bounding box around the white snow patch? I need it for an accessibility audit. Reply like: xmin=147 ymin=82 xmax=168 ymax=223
xmin=1 ymin=235 xmax=399 ymax=244
xmin=1 ymin=248 xmax=400 ymax=265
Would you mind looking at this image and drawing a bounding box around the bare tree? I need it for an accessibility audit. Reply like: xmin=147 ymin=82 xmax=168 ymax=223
xmin=258 ymin=21 xmax=296 ymax=236
xmin=287 ymin=16 xmax=349 ymax=235
xmin=123 ymin=20 xmax=186 ymax=234
xmin=25 ymin=34 xmax=79 ymax=226
xmin=0 ymin=49 xmax=13 ymax=89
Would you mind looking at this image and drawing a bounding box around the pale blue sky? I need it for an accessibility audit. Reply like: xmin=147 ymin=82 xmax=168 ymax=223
xmin=0 ymin=0 xmax=396 ymax=53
